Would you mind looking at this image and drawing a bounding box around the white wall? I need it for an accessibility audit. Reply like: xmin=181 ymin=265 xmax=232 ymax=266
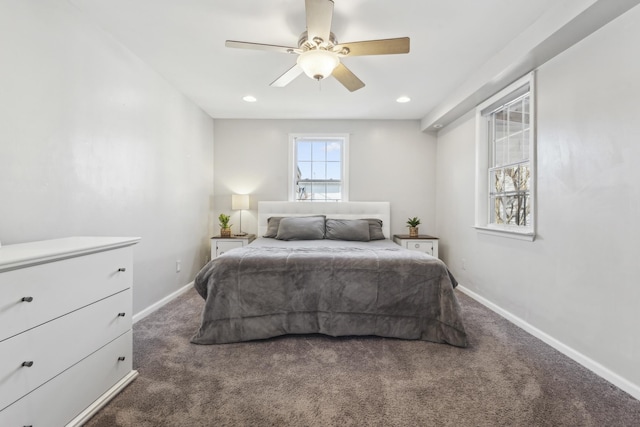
xmin=436 ymin=6 xmax=640 ymax=396
xmin=213 ymin=119 xmax=436 ymax=237
xmin=0 ymin=0 xmax=214 ymax=314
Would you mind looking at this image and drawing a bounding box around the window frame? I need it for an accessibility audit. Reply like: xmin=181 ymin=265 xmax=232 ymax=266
xmin=288 ymin=133 xmax=349 ymax=202
xmin=474 ymin=73 xmax=536 ymax=241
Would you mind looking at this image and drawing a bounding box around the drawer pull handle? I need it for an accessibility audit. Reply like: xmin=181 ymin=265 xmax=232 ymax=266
xmin=22 ymin=361 xmax=34 ymax=367
xmin=21 ymin=296 xmax=34 ymax=302
xmin=118 ymin=356 xmax=126 ymax=361
xmin=118 ymin=267 xmax=126 ymax=272
xmin=118 ymin=312 xmax=126 ymax=317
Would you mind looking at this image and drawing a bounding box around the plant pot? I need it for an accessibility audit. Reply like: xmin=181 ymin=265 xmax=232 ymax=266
xmin=409 ymin=227 xmax=419 ymax=238
xmin=220 ymin=227 xmax=231 ymax=238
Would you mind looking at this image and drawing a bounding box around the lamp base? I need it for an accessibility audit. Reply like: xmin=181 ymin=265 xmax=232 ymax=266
xmin=234 ymin=232 xmax=248 ymax=237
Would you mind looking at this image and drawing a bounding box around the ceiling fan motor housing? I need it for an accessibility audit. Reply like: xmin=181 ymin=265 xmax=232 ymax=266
xmin=298 ymin=30 xmax=338 ymax=51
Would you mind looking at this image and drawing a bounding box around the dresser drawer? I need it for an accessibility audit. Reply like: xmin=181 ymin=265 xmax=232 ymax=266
xmin=0 ymin=330 xmax=133 ymax=427
xmin=0 ymin=247 xmax=132 ymax=341
xmin=0 ymin=289 xmax=132 ymax=411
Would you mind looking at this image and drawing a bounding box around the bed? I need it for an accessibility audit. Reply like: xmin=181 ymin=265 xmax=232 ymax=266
xmin=191 ymin=201 xmax=467 ymax=347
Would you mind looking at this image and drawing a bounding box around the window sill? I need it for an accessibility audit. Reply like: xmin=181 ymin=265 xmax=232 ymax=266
xmin=474 ymin=225 xmax=536 ymax=242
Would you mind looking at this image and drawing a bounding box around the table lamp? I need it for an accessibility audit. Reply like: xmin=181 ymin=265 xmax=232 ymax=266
xmin=231 ymin=194 xmax=250 ymax=236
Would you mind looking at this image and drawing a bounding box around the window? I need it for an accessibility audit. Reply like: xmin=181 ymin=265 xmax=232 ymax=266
xmin=475 ymin=73 xmax=535 ymax=240
xmin=289 ymin=134 xmax=349 ymax=202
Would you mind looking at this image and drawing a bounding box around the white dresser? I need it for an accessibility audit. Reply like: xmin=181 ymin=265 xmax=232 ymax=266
xmin=0 ymin=236 xmax=140 ymax=427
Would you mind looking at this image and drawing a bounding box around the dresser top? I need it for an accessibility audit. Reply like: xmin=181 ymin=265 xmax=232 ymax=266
xmin=0 ymin=236 xmax=141 ymax=272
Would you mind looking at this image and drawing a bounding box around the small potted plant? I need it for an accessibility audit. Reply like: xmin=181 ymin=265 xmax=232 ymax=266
xmin=406 ymin=216 xmax=421 ymax=238
xmin=218 ymin=213 xmax=232 ymax=238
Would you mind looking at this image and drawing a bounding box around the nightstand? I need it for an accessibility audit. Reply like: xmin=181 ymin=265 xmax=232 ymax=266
xmin=393 ymin=234 xmax=439 ymax=258
xmin=211 ymin=234 xmax=256 ymax=259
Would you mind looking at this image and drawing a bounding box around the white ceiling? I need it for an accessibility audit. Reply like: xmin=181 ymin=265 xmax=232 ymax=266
xmin=70 ymin=0 xmax=559 ymax=120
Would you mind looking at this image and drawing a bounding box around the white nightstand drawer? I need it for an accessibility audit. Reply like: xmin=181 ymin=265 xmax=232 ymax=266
xmin=0 ymin=330 xmax=133 ymax=427
xmin=404 ymin=240 xmax=433 ymax=254
xmin=211 ymin=235 xmax=256 ymax=259
xmin=0 ymin=247 xmax=132 ymax=341
xmin=0 ymin=289 xmax=132 ymax=411
xmin=216 ymin=241 xmax=243 ymax=256
xmin=393 ymin=235 xmax=439 ymax=258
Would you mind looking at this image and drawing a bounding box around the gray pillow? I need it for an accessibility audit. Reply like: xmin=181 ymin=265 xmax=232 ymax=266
xmin=263 ymin=217 xmax=283 ymax=238
xmin=325 ymin=219 xmax=371 ymax=241
xmin=275 ymin=216 xmax=326 ymax=240
xmin=364 ymin=218 xmax=385 ymax=240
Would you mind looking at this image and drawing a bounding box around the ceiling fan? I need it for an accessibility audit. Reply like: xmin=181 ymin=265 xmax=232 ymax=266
xmin=225 ymin=0 xmax=410 ymax=92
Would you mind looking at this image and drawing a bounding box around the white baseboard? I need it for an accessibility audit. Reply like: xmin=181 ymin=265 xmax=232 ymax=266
xmin=133 ymin=281 xmax=194 ymax=324
xmin=457 ymin=285 xmax=640 ymax=401
xmin=67 ymin=370 xmax=138 ymax=426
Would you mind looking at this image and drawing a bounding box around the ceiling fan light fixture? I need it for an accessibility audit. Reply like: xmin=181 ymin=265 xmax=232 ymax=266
xmin=297 ymin=49 xmax=339 ymax=81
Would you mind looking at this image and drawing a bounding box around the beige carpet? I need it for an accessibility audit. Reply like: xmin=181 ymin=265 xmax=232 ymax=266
xmin=85 ymin=288 xmax=640 ymax=426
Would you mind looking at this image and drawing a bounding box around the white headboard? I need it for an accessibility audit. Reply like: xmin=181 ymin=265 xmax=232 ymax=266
xmin=258 ymin=201 xmax=391 ymax=239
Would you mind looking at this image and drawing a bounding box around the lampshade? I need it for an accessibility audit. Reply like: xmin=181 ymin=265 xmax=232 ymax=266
xmin=231 ymin=194 xmax=250 ymax=210
xmin=297 ymin=49 xmax=339 ymax=81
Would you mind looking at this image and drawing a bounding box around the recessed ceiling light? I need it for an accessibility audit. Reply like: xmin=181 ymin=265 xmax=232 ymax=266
xmin=433 ymin=124 xmax=443 ymax=129
xmin=396 ymin=96 xmax=411 ymax=103
xmin=243 ymin=95 xmax=257 ymax=103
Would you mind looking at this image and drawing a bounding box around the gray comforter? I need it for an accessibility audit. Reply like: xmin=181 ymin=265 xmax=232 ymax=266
xmin=191 ymin=242 xmax=468 ymax=347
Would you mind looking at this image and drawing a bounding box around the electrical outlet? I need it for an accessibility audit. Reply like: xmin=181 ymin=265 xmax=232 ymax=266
xmin=176 ymin=260 xmax=182 ymax=273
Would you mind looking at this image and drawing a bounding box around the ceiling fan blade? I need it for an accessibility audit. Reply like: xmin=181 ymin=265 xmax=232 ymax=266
xmin=270 ymin=64 xmax=304 ymax=87
xmin=225 ymin=40 xmax=301 ymax=55
xmin=332 ymin=63 xmax=365 ymax=92
xmin=305 ymin=0 xmax=334 ymax=44
xmin=335 ymin=37 xmax=410 ymax=56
